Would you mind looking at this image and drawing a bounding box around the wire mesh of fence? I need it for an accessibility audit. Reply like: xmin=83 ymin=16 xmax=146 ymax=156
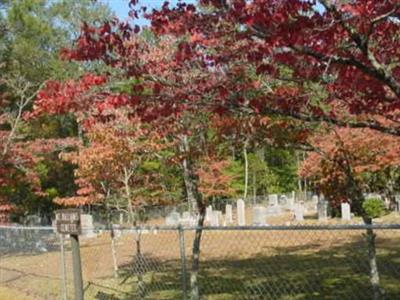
xmin=1 ymin=224 xmax=400 ymax=300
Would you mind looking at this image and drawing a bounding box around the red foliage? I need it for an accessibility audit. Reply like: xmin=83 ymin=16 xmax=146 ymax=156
xmin=197 ymin=157 xmax=235 ymax=198
xmin=300 ymin=127 xmax=400 ymax=206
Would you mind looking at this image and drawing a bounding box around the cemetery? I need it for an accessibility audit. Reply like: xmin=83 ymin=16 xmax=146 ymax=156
xmin=1 ymin=1 xmax=400 ymax=299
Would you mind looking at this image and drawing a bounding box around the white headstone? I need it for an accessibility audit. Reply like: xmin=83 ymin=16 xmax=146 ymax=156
xmin=252 ymin=206 xmax=267 ymax=226
xmin=210 ymin=211 xmax=220 ymax=226
xmin=395 ymin=194 xmax=400 ymax=212
xmin=166 ymin=212 xmax=180 ymax=225
xmin=286 ymin=197 xmax=295 ymax=211
xmin=268 ymin=194 xmax=279 ymax=206
xmin=317 ymin=200 xmax=328 ymax=221
xmin=81 ymin=214 xmax=96 ymax=238
xmin=237 ymin=199 xmax=246 ymax=226
xmin=225 ymin=204 xmax=233 ymax=224
xmin=205 ymin=205 xmax=213 ymax=222
xmin=294 ymin=204 xmax=304 ymax=221
xmin=279 ymin=195 xmax=288 ymax=206
xmin=266 ymin=205 xmax=282 ymax=216
xmin=112 ymin=224 xmax=122 ymax=238
xmin=341 ymin=203 xmax=351 ymax=221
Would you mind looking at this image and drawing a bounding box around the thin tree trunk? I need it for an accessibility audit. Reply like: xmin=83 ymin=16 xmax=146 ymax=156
xmin=296 ymin=151 xmax=303 ymax=192
xmin=106 ymin=206 xmax=119 ymax=278
xmin=243 ymin=139 xmax=249 ymax=200
xmin=121 ymin=168 xmax=145 ymax=296
xmin=180 ymin=144 xmax=205 ymax=300
xmin=338 ymin=143 xmax=382 ymax=300
xmin=363 ymin=217 xmax=381 ymax=300
xmin=253 ymin=171 xmax=256 ymax=205
xmin=123 ymin=167 xmax=135 ymax=225
xmin=190 ymin=205 xmax=205 ymax=300
xmin=102 ymin=188 xmax=118 ymax=278
xmin=110 ymin=228 xmax=119 ymax=278
xmin=135 ymin=230 xmax=145 ymax=298
xmin=181 ymin=135 xmax=198 ymax=213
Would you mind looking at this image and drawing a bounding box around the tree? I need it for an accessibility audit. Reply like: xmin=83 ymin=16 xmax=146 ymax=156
xmin=0 ymin=0 xmax=113 ymax=221
xmin=300 ymin=126 xmax=400 ymax=297
xmin=31 ymin=2 xmax=400 ymax=297
xmin=146 ymin=0 xmax=400 ymax=136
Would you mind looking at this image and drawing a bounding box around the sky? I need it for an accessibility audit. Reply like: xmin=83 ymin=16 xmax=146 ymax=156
xmin=103 ymin=0 xmax=325 ymax=25
xmin=103 ymin=0 xmax=196 ymax=25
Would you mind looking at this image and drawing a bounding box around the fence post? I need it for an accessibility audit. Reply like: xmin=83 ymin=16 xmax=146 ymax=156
xmin=59 ymin=234 xmax=68 ymax=300
xmin=70 ymin=234 xmax=84 ymax=300
xmin=178 ymin=225 xmax=188 ymax=300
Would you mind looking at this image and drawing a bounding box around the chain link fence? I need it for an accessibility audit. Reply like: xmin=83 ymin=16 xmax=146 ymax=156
xmin=1 ymin=224 xmax=400 ymax=299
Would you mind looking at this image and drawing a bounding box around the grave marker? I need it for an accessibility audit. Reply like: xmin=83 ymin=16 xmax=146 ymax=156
xmin=317 ymin=200 xmax=328 ymax=221
xmin=252 ymin=206 xmax=267 ymax=226
xmin=294 ymin=204 xmax=304 ymax=221
xmin=237 ymin=199 xmax=246 ymax=226
xmin=341 ymin=203 xmax=351 ymax=221
xmin=225 ymin=204 xmax=233 ymax=224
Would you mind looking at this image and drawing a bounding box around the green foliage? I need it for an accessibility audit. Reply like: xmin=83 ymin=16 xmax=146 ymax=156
xmin=362 ymin=198 xmax=386 ymax=219
xmin=1 ymin=0 xmax=112 ymax=83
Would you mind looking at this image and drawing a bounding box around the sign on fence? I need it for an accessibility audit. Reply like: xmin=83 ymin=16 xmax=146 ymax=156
xmin=55 ymin=209 xmax=81 ymax=235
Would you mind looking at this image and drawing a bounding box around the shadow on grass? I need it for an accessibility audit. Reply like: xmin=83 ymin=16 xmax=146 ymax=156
xmin=89 ymin=236 xmax=400 ymax=300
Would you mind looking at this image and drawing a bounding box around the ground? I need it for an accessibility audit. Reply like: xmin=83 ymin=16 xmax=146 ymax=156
xmin=1 ymin=211 xmax=400 ymax=299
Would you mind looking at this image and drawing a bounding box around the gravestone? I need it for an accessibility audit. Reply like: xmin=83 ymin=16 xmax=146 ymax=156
xmin=225 ymin=204 xmax=233 ymax=224
xmin=180 ymin=211 xmax=196 ymax=226
xmin=81 ymin=214 xmax=96 ymax=238
xmin=237 ymin=199 xmax=246 ymax=226
xmin=341 ymin=203 xmax=351 ymax=221
xmin=252 ymin=206 xmax=267 ymax=226
xmin=205 ymin=206 xmax=213 ymax=222
xmin=266 ymin=205 xmax=281 ymax=216
xmin=286 ymin=197 xmax=295 ymax=211
xmin=279 ymin=195 xmax=288 ymax=206
xmin=268 ymin=194 xmax=279 ymax=206
xmin=112 ymin=224 xmax=122 ymax=238
xmin=165 ymin=212 xmax=180 ymax=226
xmin=317 ymin=200 xmax=328 ymax=221
xmin=312 ymin=195 xmax=319 ymax=211
xmin=294 ymin=203 xmax=304 ymax=221
xmin=25 ymin=215 xmax=41 ymax=226
xmin=396 ymin=194 xmax=400 ymax=212
xmin=182 ymin=211 xmax=191 ymax=219
xmin=210 ymin=211 xmax=220 ymax=226
xmin=216 ymin=211 xmax=222 ymax=222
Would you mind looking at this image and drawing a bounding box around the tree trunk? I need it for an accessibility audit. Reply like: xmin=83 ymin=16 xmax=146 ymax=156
xmin=135 ymin=230 xmax=146 ymax=298
xmin=110 ymin=228 xmax=119 ymax=278
xmin=340 ymin=153 xmax=382 ymax=300
xmin=106 ymin=206 xmax=119 ymax=278
xmin=363 ymin=217 xmax=381 ymax=300
xmin=252 ymin=171 xmax=256 ymax=205
xmin=179 ymin=140 xmax=206 ymax=300
xmin=181 ymin=135 xmax=198 ymax=213
xmin=190 ymin=205 xmax=205 ymax=300
xmin=296 ymin=151 xmax=303 ymax=192
xmin=121 ymin=169 xmax=145 ymax=296
xmin=243 ymin=139 xmax=249 ymax=200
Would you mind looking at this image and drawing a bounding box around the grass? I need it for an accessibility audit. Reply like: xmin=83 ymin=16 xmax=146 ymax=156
xmin=1 ymin=212 xmax=400 ymax=299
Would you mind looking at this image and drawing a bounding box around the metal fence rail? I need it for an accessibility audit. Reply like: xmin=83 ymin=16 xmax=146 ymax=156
xmin=1 ymin=224 xmax=400 ymax=299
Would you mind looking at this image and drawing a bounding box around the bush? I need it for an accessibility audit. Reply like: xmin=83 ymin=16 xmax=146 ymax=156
xmin=362 ymin=198 xmax=386 ymax=219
